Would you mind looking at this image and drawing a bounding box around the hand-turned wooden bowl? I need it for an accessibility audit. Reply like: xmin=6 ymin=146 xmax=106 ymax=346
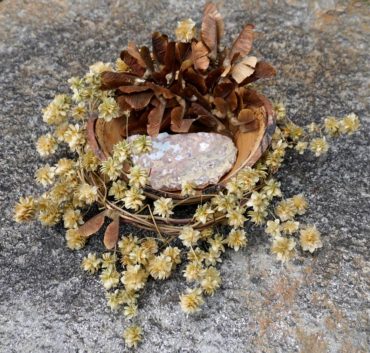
xmin=87 ymin=94 xmax=275 ymax=205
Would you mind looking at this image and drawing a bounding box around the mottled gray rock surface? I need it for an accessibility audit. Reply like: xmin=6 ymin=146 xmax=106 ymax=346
xmin=0 ymin=1 xmax=369 ymax=352
xmin=129 ymin=132 xmax=237 ymax=190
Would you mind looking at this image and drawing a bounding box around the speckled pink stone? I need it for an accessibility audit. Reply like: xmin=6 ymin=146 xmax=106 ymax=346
xmin=128 ymin=132 xmax=237 ymax=191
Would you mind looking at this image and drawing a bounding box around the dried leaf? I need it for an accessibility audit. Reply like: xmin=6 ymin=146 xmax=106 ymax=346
xmin=152 ymin=32 xmax=168 ymax=64
xmin=201 ymin=2 xmax=224 ymax=59
xmin=239 ymin=119 xmax=260 ymax=133
xmin=182 ymin=68 xmax=208 ymax=95
xmin=191 ymin=41 xmax=210 ymax=71
xmin=176 ymin=42 xmax=192 ymax=63
xmin=145 ymin=82 xmax=174 ymax=99
xmin=104 ymin=218 xmax=119 ymax=249
xmin=164 ymin=41 xmax=176 ymax=74
xmin=238 ymin=108 xmax=256 ymax=124
xmin=86 ymin=116 xmax=106 ymax=161
xmin=127 ymin=42 xmax=147 ymax=68
xmin=118 ymin=85 xmax=151 ymax=94
xmin=231 ymin=56 xmax=257 ymax=84
xmin=170 ymin=100 xmax=195 ymax=133
xmin=121 ymin=50 xmax=146 ymax=76
xmin=189 ymin=102 xmax=226 ymax=132
xmin=225 ymin=90 xmax=238 ymax=112
xmin=242 ymin=87 xmax=265 ymax=107
xmin=205 ymin=67 xmax=224 ymax=90
xmin=76 ymin=211 xmax=106 ymax=238
xmin=229 ymin=24 xmax=255 ymax=62
xmin=213 ymin=97 xmax=228 ymax=118
xmin=240 ymin=61 xmax=276 ymax=85
xmin=122 ymin=91 xmax=154 ymax=110
xmin=147 ymin=98 xmax=166 ymax=136
xmin=100 ymin=71 xmax=136 ymax=90
xmin=140 ymin=46 xmax=154 ymax=72
xmin=213 ymin=82 xmax=235 ymax=98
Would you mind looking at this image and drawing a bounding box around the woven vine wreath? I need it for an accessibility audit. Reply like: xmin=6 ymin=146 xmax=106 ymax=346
xmin=14 ymin=3 xmax=360 ymax=348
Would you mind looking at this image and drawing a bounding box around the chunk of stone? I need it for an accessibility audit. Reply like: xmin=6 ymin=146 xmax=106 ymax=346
xmin=128 ymin=132 xmax=237 ymax=191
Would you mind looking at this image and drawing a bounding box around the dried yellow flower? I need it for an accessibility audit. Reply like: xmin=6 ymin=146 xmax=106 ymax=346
xmin=123 ymin=303 xmax=138 ymax=318
xmin=194 ymin=203 xmax=214 ymax=224
xmin=131 ymin=135 xmax=152 ymax=154
xmin=71 ymin=102 xmax=87 ymax=120
xmin=204 ymin=248 xmax=222 ymax=266
xmin=81 ymin=253 xmax=101 ymax=273
xmin=106 ymin=289 xmax=124 ymax=310
xmin=225 ymin=229 xmax=247 ymax=251
xmin=35 ymin=164 xmax=55 ymax=187
xmin=211 ymin=193 xmax=236 ymax=213
xmin=324 ymin=116 xmax=340 ymax=136
xmin=200 ymin=228 xmax=214 ymax=240
xmin=129 ymin=245 xmax=151 ymax=266
xmin=340 ymin=113 xmax=360 ymax=135
xmin=310 ymin=137 xmax=329 ymax=157
xmin=181 ymin=180 xmax=197 ymax=197
xmin=100 ymin=157 xmax=122 ymax=181
xmin=89 ymin=61 xmax=112 ymax=74
xmin=123 ymin=325 xmax=142 ymax=348
xmin=175 ymin=18 xmax=196 ymax=42
xmin=123 ymin=187 xmax=145 ymax=211
xmin=300 ymin=226 xmax=322 ymax=253
xmin=100 ymin=267 xmax=120 ymax=290
xmin=128 ymin=165 xmax=148 ymax=189
xmin=284 ymin=122 xmax=304 ymax=141
xmin=121 ymin=265 xmax=148 ymax=291
xmin=54 ymin=122 xmax=69 ymax=142
xmin=275 ymin=199 xmax=296 ymax=221
xmin=200 ymin=267 xmax=221 ymax=296
xmin=226 ymin=177 xmax=244 ymax=197
xmin=248 ymin=210 xmax=267 ymax=225
xmin=36 ymin=133 xmax=58 ymax=156
xmin=98 ymin=97 xmax=119 ymax=122
xmin=163 ymin=246 xmax=181 ymax=267
xmin=109 ymin=180 xmax=127 ymax=200
xmin=273 ymin=102 xmax=286 ymax=121
xmin=42 ymin=94 xmax=70 ymax=125
xmin=291 ymin=194 xmax=308 ymax=215
xmin=101 ymin=252 xmax=118 ymax=269
xmin=271 ymin=236 xmax=296 ymax=263
xmin=14 ymin=196 xmax=36 ymax=222
xmin=153 ymin=197 xmax=174 ymax=218
xmin=66 ymin=229 xmax=86 ymax=250
xmin=77 ymin=183 xmax=98 ymax=205
xmin=226 ymin=207 xmax=246 ymax=228
xmin=63 ymin=208 xmax=83 ymax=229
xmin=81 ymin=149 xmax=100 ymax=171
xmin=148 ymin=254 xmax=173 ymax=280
xmin=179 ymin=226 xmax=200 ymax=247
xmin=55 ymin=158 xmax=74 ymax=175
xmin=179 ymin=288 xmax=204 ymax=314
xmin=64 ymin=124 xmax=85 ymax=152
xmin=262 ymin=179 xmax=282 ymax=199
xmin=307 ymin=122 xmax=319 ymax=133
xmin=281 ymin=220 xmax=299 ymax=235
xmin=112 ymin=140 xmax=131 ymax=162
xmin=141 ymin=238 xmax=158 ymax=255
xmin=38 ymin=202 xmax=61 ymax=226
xmin=187 ymin=247 xmax=205 ymax=263
xmin=295 ymin=141 xmax=308 ymax=154
xmin=246 ymin=192 xmax=269 ymax=212
xmin=183 ymin=261 xmax=203 ymax=282
xmin=265 ymin=219 xmax=281 ymax=237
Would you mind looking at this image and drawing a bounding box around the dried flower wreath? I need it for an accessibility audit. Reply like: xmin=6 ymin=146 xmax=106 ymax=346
xmin=14 ymin=3 xmax=360 ymax=348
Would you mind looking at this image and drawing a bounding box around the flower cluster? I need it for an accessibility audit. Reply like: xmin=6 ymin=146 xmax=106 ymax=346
xmin=13 ymin=35 xmax=360 ymax=349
